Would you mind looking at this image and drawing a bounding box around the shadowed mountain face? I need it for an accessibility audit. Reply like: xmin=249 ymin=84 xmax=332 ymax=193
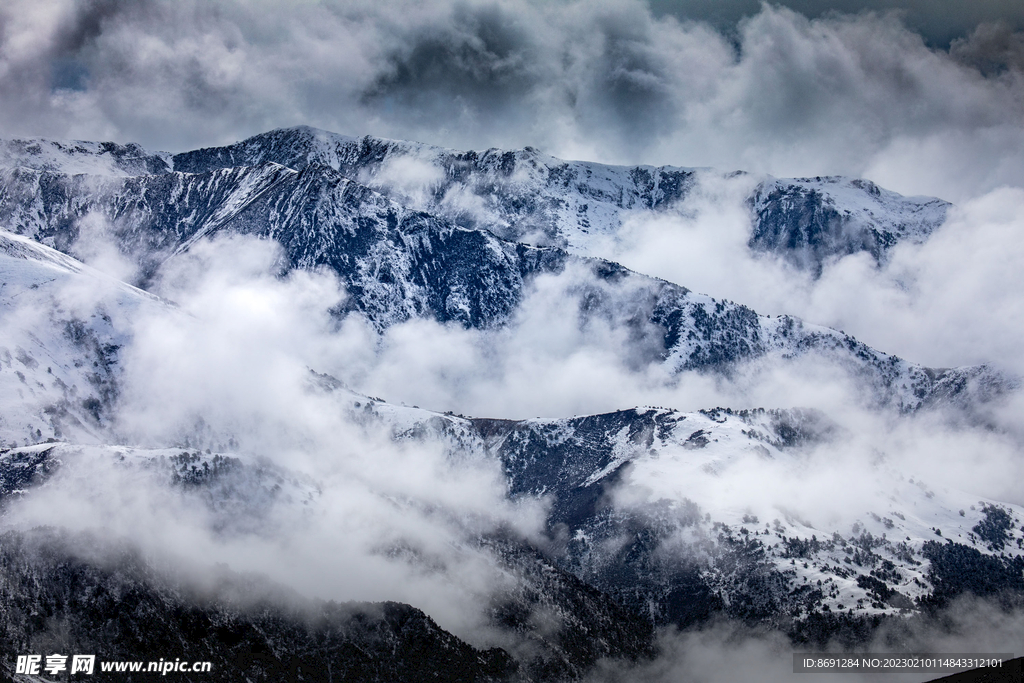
xmin=4 ymin=401 xmax=1022 ymax=664
xmin=0 ymin=458 xmax=656 ymax=682
xmin=170 ymin=128 xmax=702 ymax=252
xmin=0 ymin=528 xmax=522 ymax=683
xmin=2 ymin=125 xmax=950 ymax=273
xmin=372 ymin=399 xmax=1024 ymax=636
xmin=748 ymin=176 xmax=949 ymax=274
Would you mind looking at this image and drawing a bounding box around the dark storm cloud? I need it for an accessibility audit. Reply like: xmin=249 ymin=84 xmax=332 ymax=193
xmin=951 ymin=22 xmax=1024 ymax=76
xmin=49 ymin=0 xmax=136 ymax=91
xmin=55 ymin=0 xmax=123 ymax=53
xmin=362 ymin=2 xmax=676 ymax=154
xmin=364 ymin=3 xmax=538 ymax=129
xmin=576 ymin=7 xmax=677 ymax=146
xmin=649 ymin=0 xmax=1024 ymax=47
xmin=0 ymin=0 xmax=1022 ymax=196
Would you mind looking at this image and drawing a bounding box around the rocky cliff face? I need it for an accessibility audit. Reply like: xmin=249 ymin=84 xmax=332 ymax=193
xmin=749 ymin=176 xmax=949 ymax=273
xmin=367 ymin=397 xmax=1024 ymax=638
xmin=170 ymin=126 xmax=951 ymax=271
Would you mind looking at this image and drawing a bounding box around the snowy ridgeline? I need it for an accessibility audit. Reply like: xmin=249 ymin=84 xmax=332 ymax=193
xmin=371 ymin=398 xmax=1024 ymax=626
xmin=1 ymin=125 xmax=948 ymax=270
xmin=0 ymin=126 xmax=996 ymax=427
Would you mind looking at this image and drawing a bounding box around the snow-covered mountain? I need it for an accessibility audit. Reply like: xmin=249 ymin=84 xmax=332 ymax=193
xmin=1 ymin=126 xmax=950 ymax=275
xmin=4 ymin=392 xmax=1021 ymax=653
xmin=0 ymin=128 xmax=1019 ymax=681
xmin=0 ymin=526 xmax=524 ymax=683
xmin=0 ymin=138 xmax=171 ymax=177
xmin=749 ymin=176 xmax=949 ymax=273
xmin=168 ymin=126 xmax=951 ymax=271
xmin=358 ymin=394 xmax=1024 ymax=632
xmin=0 ymin=135 xmax=999 ymax=416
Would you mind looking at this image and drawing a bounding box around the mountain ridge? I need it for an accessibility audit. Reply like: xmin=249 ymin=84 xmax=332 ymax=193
xmin=1 ymin=125 xmax=951 ymax=273
xmin=0 ymin=132 xmax=1001 ymax=416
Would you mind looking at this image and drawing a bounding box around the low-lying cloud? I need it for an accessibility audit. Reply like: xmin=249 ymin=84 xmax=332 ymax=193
xmin=124 ymin=236 xmax=1024 ymax=513
xmin=2 ymin=235 xmax=550 ymax=644
xmin=3 ymin=226 xmax=1023 ymax=676
xmin=603 ymin=176 xmax=1024 ymax=380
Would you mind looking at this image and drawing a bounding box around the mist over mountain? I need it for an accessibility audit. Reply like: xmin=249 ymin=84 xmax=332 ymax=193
xmin=2 ymin=2 xmax=1024 ymax=682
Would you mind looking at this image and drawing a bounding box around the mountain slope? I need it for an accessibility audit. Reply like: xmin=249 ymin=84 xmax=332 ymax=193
xmin=6 ymin=394 xmax=1020 ymax=650
xmin=0 ymin=138 xmax=170 ymax=177
xmin=0 ymin=162 xmax=296 ymax=281
xmin=0 ymin=128 xmax=1018 ymax=679
xmin=1 ymin=127 xmax=950 ymax=274
xmin=0 ymin=443 xmax=656 ymax=681
xmin=0 ymin=527 xmax=521 ymax=683
xmin=749 ymin=176 xmax=949 ymax=273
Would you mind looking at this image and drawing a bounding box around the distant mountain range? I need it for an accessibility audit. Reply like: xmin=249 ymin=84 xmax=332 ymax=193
xmin=1 ymin=125 xmax=950 ymax=271
xmin=0 ymin=129 xmax=1000 ymax=413
xmin=0 ymin=128 xmax=1020 ymax=681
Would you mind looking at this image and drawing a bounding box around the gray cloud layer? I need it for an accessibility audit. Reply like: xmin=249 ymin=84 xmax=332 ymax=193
xmin=650 ymin=0 xmax=1024 ymax=47
xmin=1 ymin=0 xmax=1022 ymax=200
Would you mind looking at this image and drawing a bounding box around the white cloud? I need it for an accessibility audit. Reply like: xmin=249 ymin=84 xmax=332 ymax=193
xmin=3 ymin=235 xmax=549 ymax=643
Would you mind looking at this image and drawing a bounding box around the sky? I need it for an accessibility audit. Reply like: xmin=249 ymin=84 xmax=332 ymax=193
xmin=649 ymin=0 xmax=1024 ymax=47
xmin=1 ymin=0 xmax=1023 ymax=200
